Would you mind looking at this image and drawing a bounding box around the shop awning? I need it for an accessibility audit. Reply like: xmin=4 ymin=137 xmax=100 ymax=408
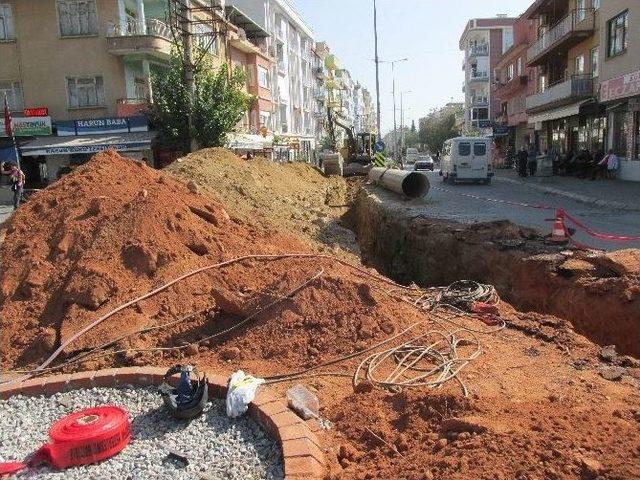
xmin=527 ymin=102 xmax=584 ymax=125
xmin=225 ymin=133 xmax=272 ymax=150
xmin=20 ymin=131 xmax=156 ymax=156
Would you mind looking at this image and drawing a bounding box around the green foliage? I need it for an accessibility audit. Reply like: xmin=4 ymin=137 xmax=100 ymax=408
xmin=418 ymin=103 xmax=463 ymax=155
xmin=410 ymin=119 xmax=416 ymax=133
xmin=149 ymin=49 xmax=253 ymax=151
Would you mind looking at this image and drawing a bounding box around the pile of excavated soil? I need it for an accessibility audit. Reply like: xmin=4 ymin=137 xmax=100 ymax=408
xmin=166 ymin=148 xmax=359 ymax=257
xmin=1 ymin=151 xmax=639 ymax=479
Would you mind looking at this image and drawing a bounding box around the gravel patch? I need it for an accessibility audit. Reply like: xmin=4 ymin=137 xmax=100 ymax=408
xmin=0 ymin=386 xmax=284 ymax=479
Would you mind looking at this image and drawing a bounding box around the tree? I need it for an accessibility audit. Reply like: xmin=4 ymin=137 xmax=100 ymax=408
xmin=150 ymin=49 xmax=252 ymax=152
xmin=418 ymin=103 xmax=463 ymax=155
xmin=410 ymin=119 xmax=416 ymax=133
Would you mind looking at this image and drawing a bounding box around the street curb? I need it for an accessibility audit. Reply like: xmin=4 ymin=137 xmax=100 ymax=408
xmin=494 ymin=175 xmax=640 ymax=212
xmin=0 ymin=367 xmax=326 ymax=479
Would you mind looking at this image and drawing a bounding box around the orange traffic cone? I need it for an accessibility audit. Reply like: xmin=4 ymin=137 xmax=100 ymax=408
xmin=550 ymin=209 xmax=568 ymax=244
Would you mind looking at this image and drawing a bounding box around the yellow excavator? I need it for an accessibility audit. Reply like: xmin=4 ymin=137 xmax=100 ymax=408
xmin=324 ymin=108 xmax=377 ymax=176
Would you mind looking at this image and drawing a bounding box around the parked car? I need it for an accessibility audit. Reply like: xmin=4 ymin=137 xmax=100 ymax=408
xmin=440 ymin=137 xmax=493 ymax=184
xmin=414 ymin=155 xmax=435 ymax=171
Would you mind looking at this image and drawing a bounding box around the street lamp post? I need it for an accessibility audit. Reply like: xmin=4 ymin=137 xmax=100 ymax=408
xmin=381 ymin=58 xmax=407 ymax=160
xmin=400 ymin=90 xmax=411 ymax=153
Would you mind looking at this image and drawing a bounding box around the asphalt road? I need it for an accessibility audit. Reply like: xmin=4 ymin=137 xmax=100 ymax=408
xmin=400 ymin=169 xmax=640 ymax=251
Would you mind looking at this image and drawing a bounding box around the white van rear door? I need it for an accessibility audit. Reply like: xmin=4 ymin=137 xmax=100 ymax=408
xmin=471 ymin=141 xmax=488 ymax=177
xmin=457 ymin=141 xmax=472 ymax=172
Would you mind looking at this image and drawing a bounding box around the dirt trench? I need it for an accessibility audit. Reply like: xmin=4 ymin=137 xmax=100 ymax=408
xmin=351 ymin=185 xmax=640 ymax=357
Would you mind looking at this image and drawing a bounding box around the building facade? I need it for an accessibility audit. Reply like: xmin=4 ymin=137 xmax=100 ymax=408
xmin=596 ymin=0 xmax=640 ymax=180
xmin=459 ymin=16 xmax=517 ymax=134
xmin=493 ymin=14 xmax=538 ymax=152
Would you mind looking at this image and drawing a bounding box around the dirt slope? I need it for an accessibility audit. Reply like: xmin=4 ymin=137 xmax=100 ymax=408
xmin=0 ymin=150 xmax=638 ymax=480
xmin=166 ymin=148 xmax=358 ymax=256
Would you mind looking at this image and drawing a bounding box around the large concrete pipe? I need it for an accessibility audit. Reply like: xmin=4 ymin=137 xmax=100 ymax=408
xmin=368 ymin=167 xmax=430 ymax=198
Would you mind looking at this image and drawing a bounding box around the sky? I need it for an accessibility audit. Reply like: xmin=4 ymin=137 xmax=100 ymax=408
xmin=294 ymin=0 xmax=533 ymax=135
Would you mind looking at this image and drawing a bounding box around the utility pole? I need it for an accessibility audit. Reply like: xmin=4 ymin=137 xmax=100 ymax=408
xmin=373 ymin=0 xmax=381 ymax=138
xmin=178 ymin=0 xmax=196 ymax=152
xmin=392 ymin=61 xmax=397 ymax=160
xmin=400 ymin=90 xmax=411 ymax=153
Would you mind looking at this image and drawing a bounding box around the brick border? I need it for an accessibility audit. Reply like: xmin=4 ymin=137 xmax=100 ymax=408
xmin=0 ymin=367 xmax=325 ymax=479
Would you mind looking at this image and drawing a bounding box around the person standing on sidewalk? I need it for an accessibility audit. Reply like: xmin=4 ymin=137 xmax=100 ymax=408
xmin=527 ymin=144 xmax=538 ymax=177
xmin=517 ymin=146 xmax=528 ymax=177
xmin=1 ymin=161 xmax=25 ymax=210
xmin=591 ymin=149 xmax=618 ymax=180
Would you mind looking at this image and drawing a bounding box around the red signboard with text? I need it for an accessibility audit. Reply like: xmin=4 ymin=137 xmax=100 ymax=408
xmin=24 ymin=107 xmax=49 ymax=117
xmin=600 ymin=69 xmax=640 ymax=103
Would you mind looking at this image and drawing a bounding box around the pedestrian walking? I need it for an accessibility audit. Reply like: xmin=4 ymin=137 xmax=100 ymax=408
xmin=527 ymin=144 xmax=538 ymax=177
xmin=517 ymin=146 xmax=528 ymax=177
xmin=1 ymin=161 xmax=25 ymax=210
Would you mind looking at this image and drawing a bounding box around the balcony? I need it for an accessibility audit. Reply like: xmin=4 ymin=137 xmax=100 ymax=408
xmin=471 ymin=96 xmax=489 ymax=107
xmin=469 ymin=70 xmax=489 ymax=83
xmin=314 ymin=66 xmax=325 ymax=79
xmin=527 ymin=9 xmax=595 ymax=67
xmin=116 ymin=98 xmax=150 ymax=117
xmin=106 ymin=18 xmax=173 ymax=58
xmin=526 ymin=75 xmax=593 ymax=112
xmin=468 ymin=44 xmax=489 ymax=58
xmin=494 ymin=75 xmax=528 ymax=97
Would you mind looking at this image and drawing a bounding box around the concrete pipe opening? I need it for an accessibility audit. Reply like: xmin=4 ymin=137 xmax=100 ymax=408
xmin=402 ymin=172 xmax=430 ymax=198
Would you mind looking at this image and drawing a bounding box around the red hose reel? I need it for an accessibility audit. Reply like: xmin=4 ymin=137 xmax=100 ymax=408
xmin=0 ymin=406 xmax=130 ymax=476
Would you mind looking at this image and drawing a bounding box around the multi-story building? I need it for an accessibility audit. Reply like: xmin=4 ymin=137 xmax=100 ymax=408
xmin=493 ymin=14 xmax=539 ymax=152
xmin=362 ymin=88 xmax=375 ymax=134
xmin=596 ymin=1 xmax=640 ymax=180
xmin=0 ymin=0 xmax=271 ymax=187
xmin=311 ymin=41 xmax=328 ymax=149
xmin=525 ymin=0 xmax=604 ymax=161
xmin=229 ymin=0 xmax=316 ymax=160
xmin=459 ymin=15 xmax=517 ymax=134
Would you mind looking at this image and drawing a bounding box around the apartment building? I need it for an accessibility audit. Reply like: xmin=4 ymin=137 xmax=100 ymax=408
xmin=228 ymin=0 xmax=317 ymax=160
xmin=459 ymin=15 xmax=517 ymax=134
xmin=596 ymin=1 xmax=640 ymax=180
xmin=493 ymin=14 xmax=538 ymax=152
xmin=0 ymin=0 xmax=268 ymax=185
xmin=525 ymin=0 xmax=605 ymax=161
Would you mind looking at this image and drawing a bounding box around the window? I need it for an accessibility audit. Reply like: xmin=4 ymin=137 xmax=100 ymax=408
xmin=607 ymin=10 xmax=628 ymax=58
xmin=474 ymin=142 xmax=487 ymax=156
xmin=194 ymin=24 xmax=219 ymax=55
xmin=507 ymin=64 xmax=514 ymax=81
xmin=258 ymin=66 xmax=270 ymax=89
xmin=0 ymin=4 xmax=14 ymax=41
xmin=592 ymin=0 xmax=600 ymax=10
xmin=458 ymin=142 xmax=471 ymax=156
xmin=576 ymin=0 xmax=586 ymax=21
xmin=574 ymin=55 xmax=585 ymax=75
xmin=259 ymin=111 xmax=270 ymax=129
xmin=0 ymin=81 xmax=23 ymax=110
xmin=517 ymin=57 xmax=522 ymax=76
xmin=539 ymin=75 xmax=547 ymax=92
xmin=590 ymin=47 xmax=599 ymax=78
xmin=57 ymin=0 xmax=98 ymax=37
xmin=67 ymin=76 xmax=104 ymax=108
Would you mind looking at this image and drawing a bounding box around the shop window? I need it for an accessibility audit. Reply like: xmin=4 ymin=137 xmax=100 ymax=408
xmin=0 ymin=4 xmax=14 ymax=40
xmin=611 ymin=110 xmax=628 ymax=157
xmin=67 ymin=75 xmax=105 ymax=108
xmin=634 ymin=112 xmax=640 ymax=160
xmin=590 ymin=47 xmax=599 ymax=78
xmin=593 ymin=0 xmax=600 ymax=10
xmin=57 ymin=0 xmax=97 ymax=37
xmin=0 ymin=81 xmax=23 ymax=110
xmin=607 ymin=10 xmax=628 ymax=58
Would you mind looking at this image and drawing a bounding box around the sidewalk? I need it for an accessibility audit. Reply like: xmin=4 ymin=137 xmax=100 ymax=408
xmin=494 ymin=169 xmax=640 ymax=212
xmin=0 ymin=204 xmax=12 ymax=225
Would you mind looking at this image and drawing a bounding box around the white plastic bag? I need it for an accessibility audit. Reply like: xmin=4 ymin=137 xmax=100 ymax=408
xmin=226 ymin=370 xmax=265 ymax=418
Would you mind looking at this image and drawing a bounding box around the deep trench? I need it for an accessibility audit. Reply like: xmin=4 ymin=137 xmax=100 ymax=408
xmin=348 ymin=185 xmax=640 ymax=357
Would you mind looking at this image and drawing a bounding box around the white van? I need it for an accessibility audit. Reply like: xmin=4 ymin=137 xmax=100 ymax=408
xmin=404 ymin=148 xmax=419 ymax=165
xmin=440 ymin=137 xmax=493 ymax=184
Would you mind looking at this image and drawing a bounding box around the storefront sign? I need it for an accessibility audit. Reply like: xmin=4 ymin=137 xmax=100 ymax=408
xmin=24 ymin=107 xmax=49 ymax=117
xmin=0 ymin=116 xmax=53 ymax=137
xmin=23 ymin=141 xmax=151 ymax=157
xmin=600 ymin=69 xmax=640 ymax=102
xmin=57 ymin=116 xmax=149 ymax=136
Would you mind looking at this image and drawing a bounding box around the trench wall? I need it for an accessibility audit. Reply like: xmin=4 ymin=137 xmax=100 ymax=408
xmin=353 ymin=187 xmax=640 ymax=357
